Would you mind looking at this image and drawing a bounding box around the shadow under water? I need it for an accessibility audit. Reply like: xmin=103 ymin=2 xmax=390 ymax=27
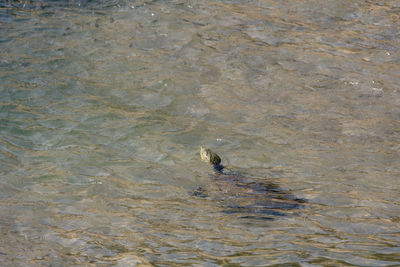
xmin=193 ymin=169 xmax=306 ymax=220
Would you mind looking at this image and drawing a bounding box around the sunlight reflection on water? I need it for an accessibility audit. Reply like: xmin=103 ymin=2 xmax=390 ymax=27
xmin=1 ymin=0 xmax=400 ymax=266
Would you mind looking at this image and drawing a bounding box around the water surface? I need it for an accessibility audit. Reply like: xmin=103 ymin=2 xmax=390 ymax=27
xmin=1 ymin=0 xmax=400 ymax=266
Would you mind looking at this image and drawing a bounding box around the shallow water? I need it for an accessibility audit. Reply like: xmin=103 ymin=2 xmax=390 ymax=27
xmin=1 ymin=0 xmax=400 ymax=266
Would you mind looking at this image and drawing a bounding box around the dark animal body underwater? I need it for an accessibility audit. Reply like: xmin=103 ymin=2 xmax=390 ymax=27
xmin=196 ymin=147 xmax=306 ymax=220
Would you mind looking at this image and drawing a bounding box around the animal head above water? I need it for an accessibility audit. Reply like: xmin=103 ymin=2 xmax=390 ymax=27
xmin=200 ymin=146 xmax=221 ymax=166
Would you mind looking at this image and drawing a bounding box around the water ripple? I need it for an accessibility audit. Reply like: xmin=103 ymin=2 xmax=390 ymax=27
xmin=1 ymin=0 xmax=400 ymax=266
